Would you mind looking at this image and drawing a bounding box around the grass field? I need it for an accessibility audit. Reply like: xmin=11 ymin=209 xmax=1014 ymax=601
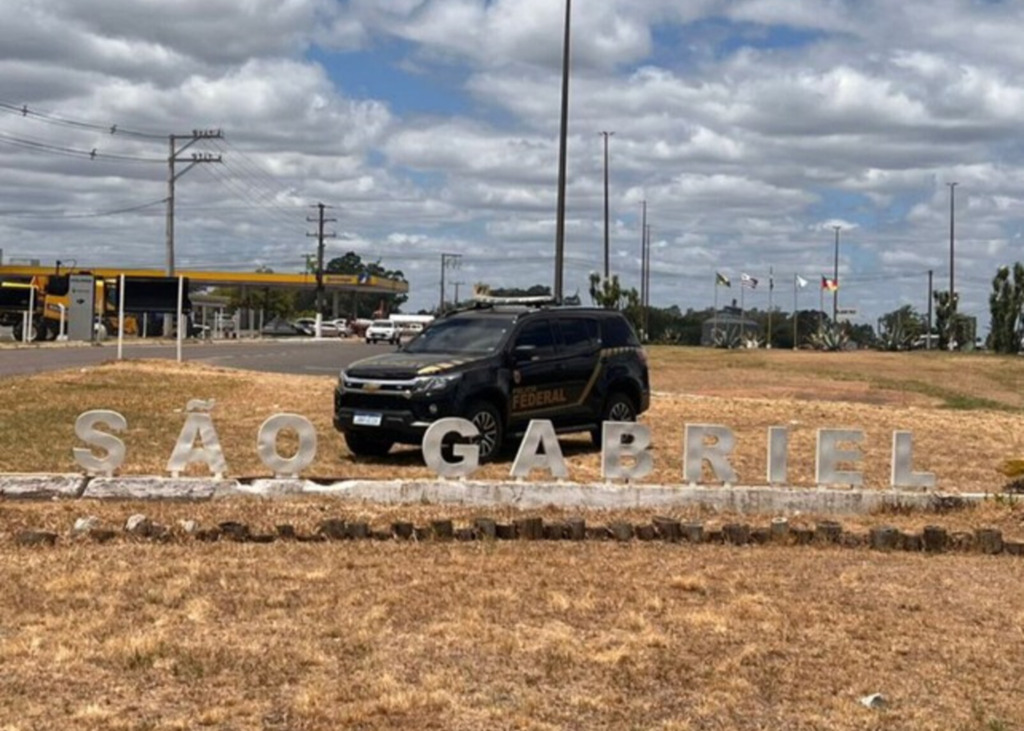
xmin=2 ymin=347 xmax=1024 ymax=729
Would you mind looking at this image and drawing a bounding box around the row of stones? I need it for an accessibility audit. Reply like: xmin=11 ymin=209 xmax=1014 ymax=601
xmin=11 ymin=515 xmax=1021 ymax=556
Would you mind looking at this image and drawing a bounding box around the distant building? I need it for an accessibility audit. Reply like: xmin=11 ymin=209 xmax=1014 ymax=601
xmin=701 ymin=306 xmax=761 ymax=346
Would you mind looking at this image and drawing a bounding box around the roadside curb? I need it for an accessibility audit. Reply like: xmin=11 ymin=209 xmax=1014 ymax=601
xmin=0 ymin=474 xmax=995 ymax=515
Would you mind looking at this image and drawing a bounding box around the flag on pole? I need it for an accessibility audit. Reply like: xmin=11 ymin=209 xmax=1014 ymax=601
xmin=796 ymin=275 xmax=808 ymax=289
xmin=715 ymin=272 xmax=731 ymax=287
xmin=740 ymin=273 xmax=758 ymax=289
xmin=821 ymin=276 xmax=838 ymax=292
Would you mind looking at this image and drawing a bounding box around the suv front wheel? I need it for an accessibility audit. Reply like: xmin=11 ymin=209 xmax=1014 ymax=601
xmin=466 ymin=400 xmax=503 ymax=462
xmin=591 ymin=391 xmax=638 ymax=446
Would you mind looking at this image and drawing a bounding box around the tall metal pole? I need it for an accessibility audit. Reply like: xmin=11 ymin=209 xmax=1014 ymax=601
xmin=639 ymin=200 xmax=647 ymax=328
xmin=832 ymin=225 xmax=840 ymax=324
xmin=948 ymin=182 xmax=958 ymax=312
xmin=600 ymin=131 xmax=613 ymax=280
xmin=644 ymin=224 xmax=651 ymax=337
xmin=166 ymin=136 xmax=175 ymax=276
xmin=927 ymin=269 xmax=934 ymax=350
xmin=553 ymin=0 xmax=572 ymax=303
xmin=165 ymin=130 xmax=223 ymax=277
xmin=439 ymin=253 xmax=446 ymax=314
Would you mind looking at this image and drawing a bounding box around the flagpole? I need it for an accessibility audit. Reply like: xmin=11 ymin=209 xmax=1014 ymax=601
xmin=713 ymin=275 xmax=718 ymax=344
xmin=793 ymin=274 xmax=798 ymax=350
xmin=740 ymin=282 xmax=745 ymax=331
xmin=767 ymin=266 xmax=773 ymax=349
xmin=819 ymin=278 xmax=824 ymax=336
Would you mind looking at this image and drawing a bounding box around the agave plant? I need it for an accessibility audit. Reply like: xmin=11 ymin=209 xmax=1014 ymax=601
xmin=878 ymin=321 xmax=913 ymax=351
xmin=711 ymin=328 xmax=742 ymax=349
xmin=742 ymin=334 xmax=763 ymax=349
xmin=808 ymin=324 xmax=849 ymax=351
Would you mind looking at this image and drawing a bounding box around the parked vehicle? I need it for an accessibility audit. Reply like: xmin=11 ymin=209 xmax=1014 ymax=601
xmin=364 ymin=319 xmax=400 ymax=344
xmin=335 ymin=300 xmax=650 ymax=460
xmin=293 ymin=317 xmax=349 ymax=337
xmin=261 ymin=317 xmax=308 ymax=337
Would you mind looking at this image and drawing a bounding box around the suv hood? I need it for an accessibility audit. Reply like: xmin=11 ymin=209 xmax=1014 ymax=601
xmin=345 ymin=352 xmax=482 ymax=380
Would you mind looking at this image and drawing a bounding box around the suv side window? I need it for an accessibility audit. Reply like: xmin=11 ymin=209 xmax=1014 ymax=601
xmin=558 ymin=317 xmax=599 ymax=356
xmin=512 ymin=320 xmax=557 ymax=360
xmin=601 ymin=315 xmax=640 ymax=348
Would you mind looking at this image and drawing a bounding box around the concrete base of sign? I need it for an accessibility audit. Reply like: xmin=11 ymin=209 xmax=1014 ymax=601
xmin=83 ymin=476 xmax=230 ymax=501
xmin=0 ymin=473 xmax=85 ymax=499
xmin=301 ymin=480 xmax=983 ymax=515
xmin=0 ymin=474 xmax=996 ymax=515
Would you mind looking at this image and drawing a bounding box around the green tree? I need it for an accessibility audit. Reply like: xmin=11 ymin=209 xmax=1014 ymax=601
xmin=933 ymin=290 xmax=958 ymax=350
xmin=314 ymin=251 xmax=409 ymax=319
xmin=588 ymin=273 xmax=643 ymax=334
xmin=988 ymin=263 xmax=1024 ymax=354
xmin=878 ymin=305 xmax=925 ymax=350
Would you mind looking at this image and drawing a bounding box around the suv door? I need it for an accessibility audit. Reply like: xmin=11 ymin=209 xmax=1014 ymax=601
xmin=507 ymin=318 xmax=571 ymax=430
xmin=553 ymin=315 xmax=604 ymax=424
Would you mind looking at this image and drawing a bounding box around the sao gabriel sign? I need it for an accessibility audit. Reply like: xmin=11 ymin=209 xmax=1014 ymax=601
xmin=68 ymin=401 xmax=937 ymax=489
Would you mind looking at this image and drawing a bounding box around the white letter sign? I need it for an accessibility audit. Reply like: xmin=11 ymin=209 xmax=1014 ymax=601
xmin=601 ymin=422 xmax=653 ymax=481
xmin=684 ymin=425 xmax=737 ymax=485
xmin=890 ymin=431 xmax=936 ymax=490
xmin=73 ymin=410 xmax=127 ymax=476
xmin=816 ymin=429 xmax=864 ymax=486
xmin=422 ymin=418 xmax=480 ymax=478
xmin=510 ymin=420 xmax=568 ymax=480
xmin=256 ymin=414 xmax=317 ymax=479
xmin=166 ymin=402 xmax=227 ymax=478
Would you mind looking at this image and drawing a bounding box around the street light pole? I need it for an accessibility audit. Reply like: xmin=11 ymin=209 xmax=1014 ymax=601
xmin=553 ymin=0 xmax=572 ymax=303
xmin=948 ymin=182 xmax=958 ymax=312
xmin=832 ymin=225 xmax=841 ymax=324
xmin=600 ymin=131 xmax=614 ymax=280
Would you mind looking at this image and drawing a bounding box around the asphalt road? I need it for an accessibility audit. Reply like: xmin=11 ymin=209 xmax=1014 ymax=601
xmin=0 ymin=336 xmax=398 ymax=379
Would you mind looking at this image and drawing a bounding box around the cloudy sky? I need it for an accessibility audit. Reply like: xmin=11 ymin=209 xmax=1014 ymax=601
xmin=1 ymin=0 xmax=1022 ymax=328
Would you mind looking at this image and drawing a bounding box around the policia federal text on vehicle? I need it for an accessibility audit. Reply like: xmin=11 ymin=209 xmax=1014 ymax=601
xmin=333 ymin=297 xmax=650 ymax=461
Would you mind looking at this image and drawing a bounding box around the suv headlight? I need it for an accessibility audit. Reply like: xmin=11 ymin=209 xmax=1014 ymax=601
xmin=413 ymin=373 xmax=461 ymax=393
xmin=338 ymin=369 xmax=349 ymax=390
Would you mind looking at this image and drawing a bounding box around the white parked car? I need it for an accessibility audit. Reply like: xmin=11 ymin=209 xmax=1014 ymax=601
xmin=294 ymin=317 xmax=348 ymax=337
xmin=365 ymin=319 xmax=400 ymax=344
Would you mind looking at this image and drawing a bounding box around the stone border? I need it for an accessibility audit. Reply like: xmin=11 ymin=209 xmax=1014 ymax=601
xmin=12 ymin=515 xmax=1023 ymax=558
xmin=0 ymin=474 xmax=994 ymax=515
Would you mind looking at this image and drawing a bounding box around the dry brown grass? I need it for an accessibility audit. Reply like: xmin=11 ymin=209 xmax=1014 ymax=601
xmin=3 ymin=348 xmax=1024 ymax=730
xmin=1 ymin=348 xmax=1022 ymax=490
xmin=2 ymin=538 xmax=1024 ymax=730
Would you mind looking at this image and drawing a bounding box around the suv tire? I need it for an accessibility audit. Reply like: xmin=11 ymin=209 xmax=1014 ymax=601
xmin=466 ymin=400 xmax=503 ymax=462
xmin=344 ymin=431 xmax=395 ymax=457
xmin=590 ymin=391 xmax=638 ymax=446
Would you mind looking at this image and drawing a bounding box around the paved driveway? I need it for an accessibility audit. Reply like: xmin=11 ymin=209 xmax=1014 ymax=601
xmin=0 ymin=336 xmax=398 ymax=379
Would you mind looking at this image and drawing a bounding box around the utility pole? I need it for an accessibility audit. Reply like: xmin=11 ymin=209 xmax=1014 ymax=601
xmin=927 ymin=269 xmax=934 ymax=350
xmin=453 ymin=281 xmax=465 ymax=306
xmin=553 ymin=0 xmax=573 ymax=303
xmin=306 ymin=203 xmax=336 ymax=326
xmin=439 ymin=253 xmax=461 ymax=314
xmin=166 ymin=130 xmax=223 ymax=276
xmin=644 ymin=223 xmax=652 ymax=338
xmin=600 ymin=131 xmax=614 ymax=280
xmin=948 ymin=182 xmax=958 ymax=318
xmin=639 ymin=201 xmax=647 ymax=339
xmin=832 ymin=225 xmax=841 ymax=324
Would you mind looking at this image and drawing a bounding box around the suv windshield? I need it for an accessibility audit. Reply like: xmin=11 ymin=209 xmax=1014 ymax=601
xmin=403 ymin=315 xmax=512 ymax=355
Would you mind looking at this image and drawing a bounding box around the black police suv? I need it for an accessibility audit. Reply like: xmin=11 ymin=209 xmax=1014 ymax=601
xmin=333 ymin=303 xmax=650 ymax=461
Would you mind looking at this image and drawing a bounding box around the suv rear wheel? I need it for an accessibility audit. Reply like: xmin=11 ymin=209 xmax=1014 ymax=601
xmin=591 ymin=391 xmax=638 ymax=446
xmin=344 ymin=431 xmax=395 ymax=457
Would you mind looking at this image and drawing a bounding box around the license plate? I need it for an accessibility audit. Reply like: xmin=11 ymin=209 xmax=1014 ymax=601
xmin=353 ymin=413 xmax=382 ymax=427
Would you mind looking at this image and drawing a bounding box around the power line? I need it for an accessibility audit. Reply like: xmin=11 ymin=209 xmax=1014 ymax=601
xmin=0 ymin=100 xmax=165 ymax=140
xmin=0 ymin=129 xmax=163 ymax=162
xmin=0 ymin=198 xmax=166 ymax=219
